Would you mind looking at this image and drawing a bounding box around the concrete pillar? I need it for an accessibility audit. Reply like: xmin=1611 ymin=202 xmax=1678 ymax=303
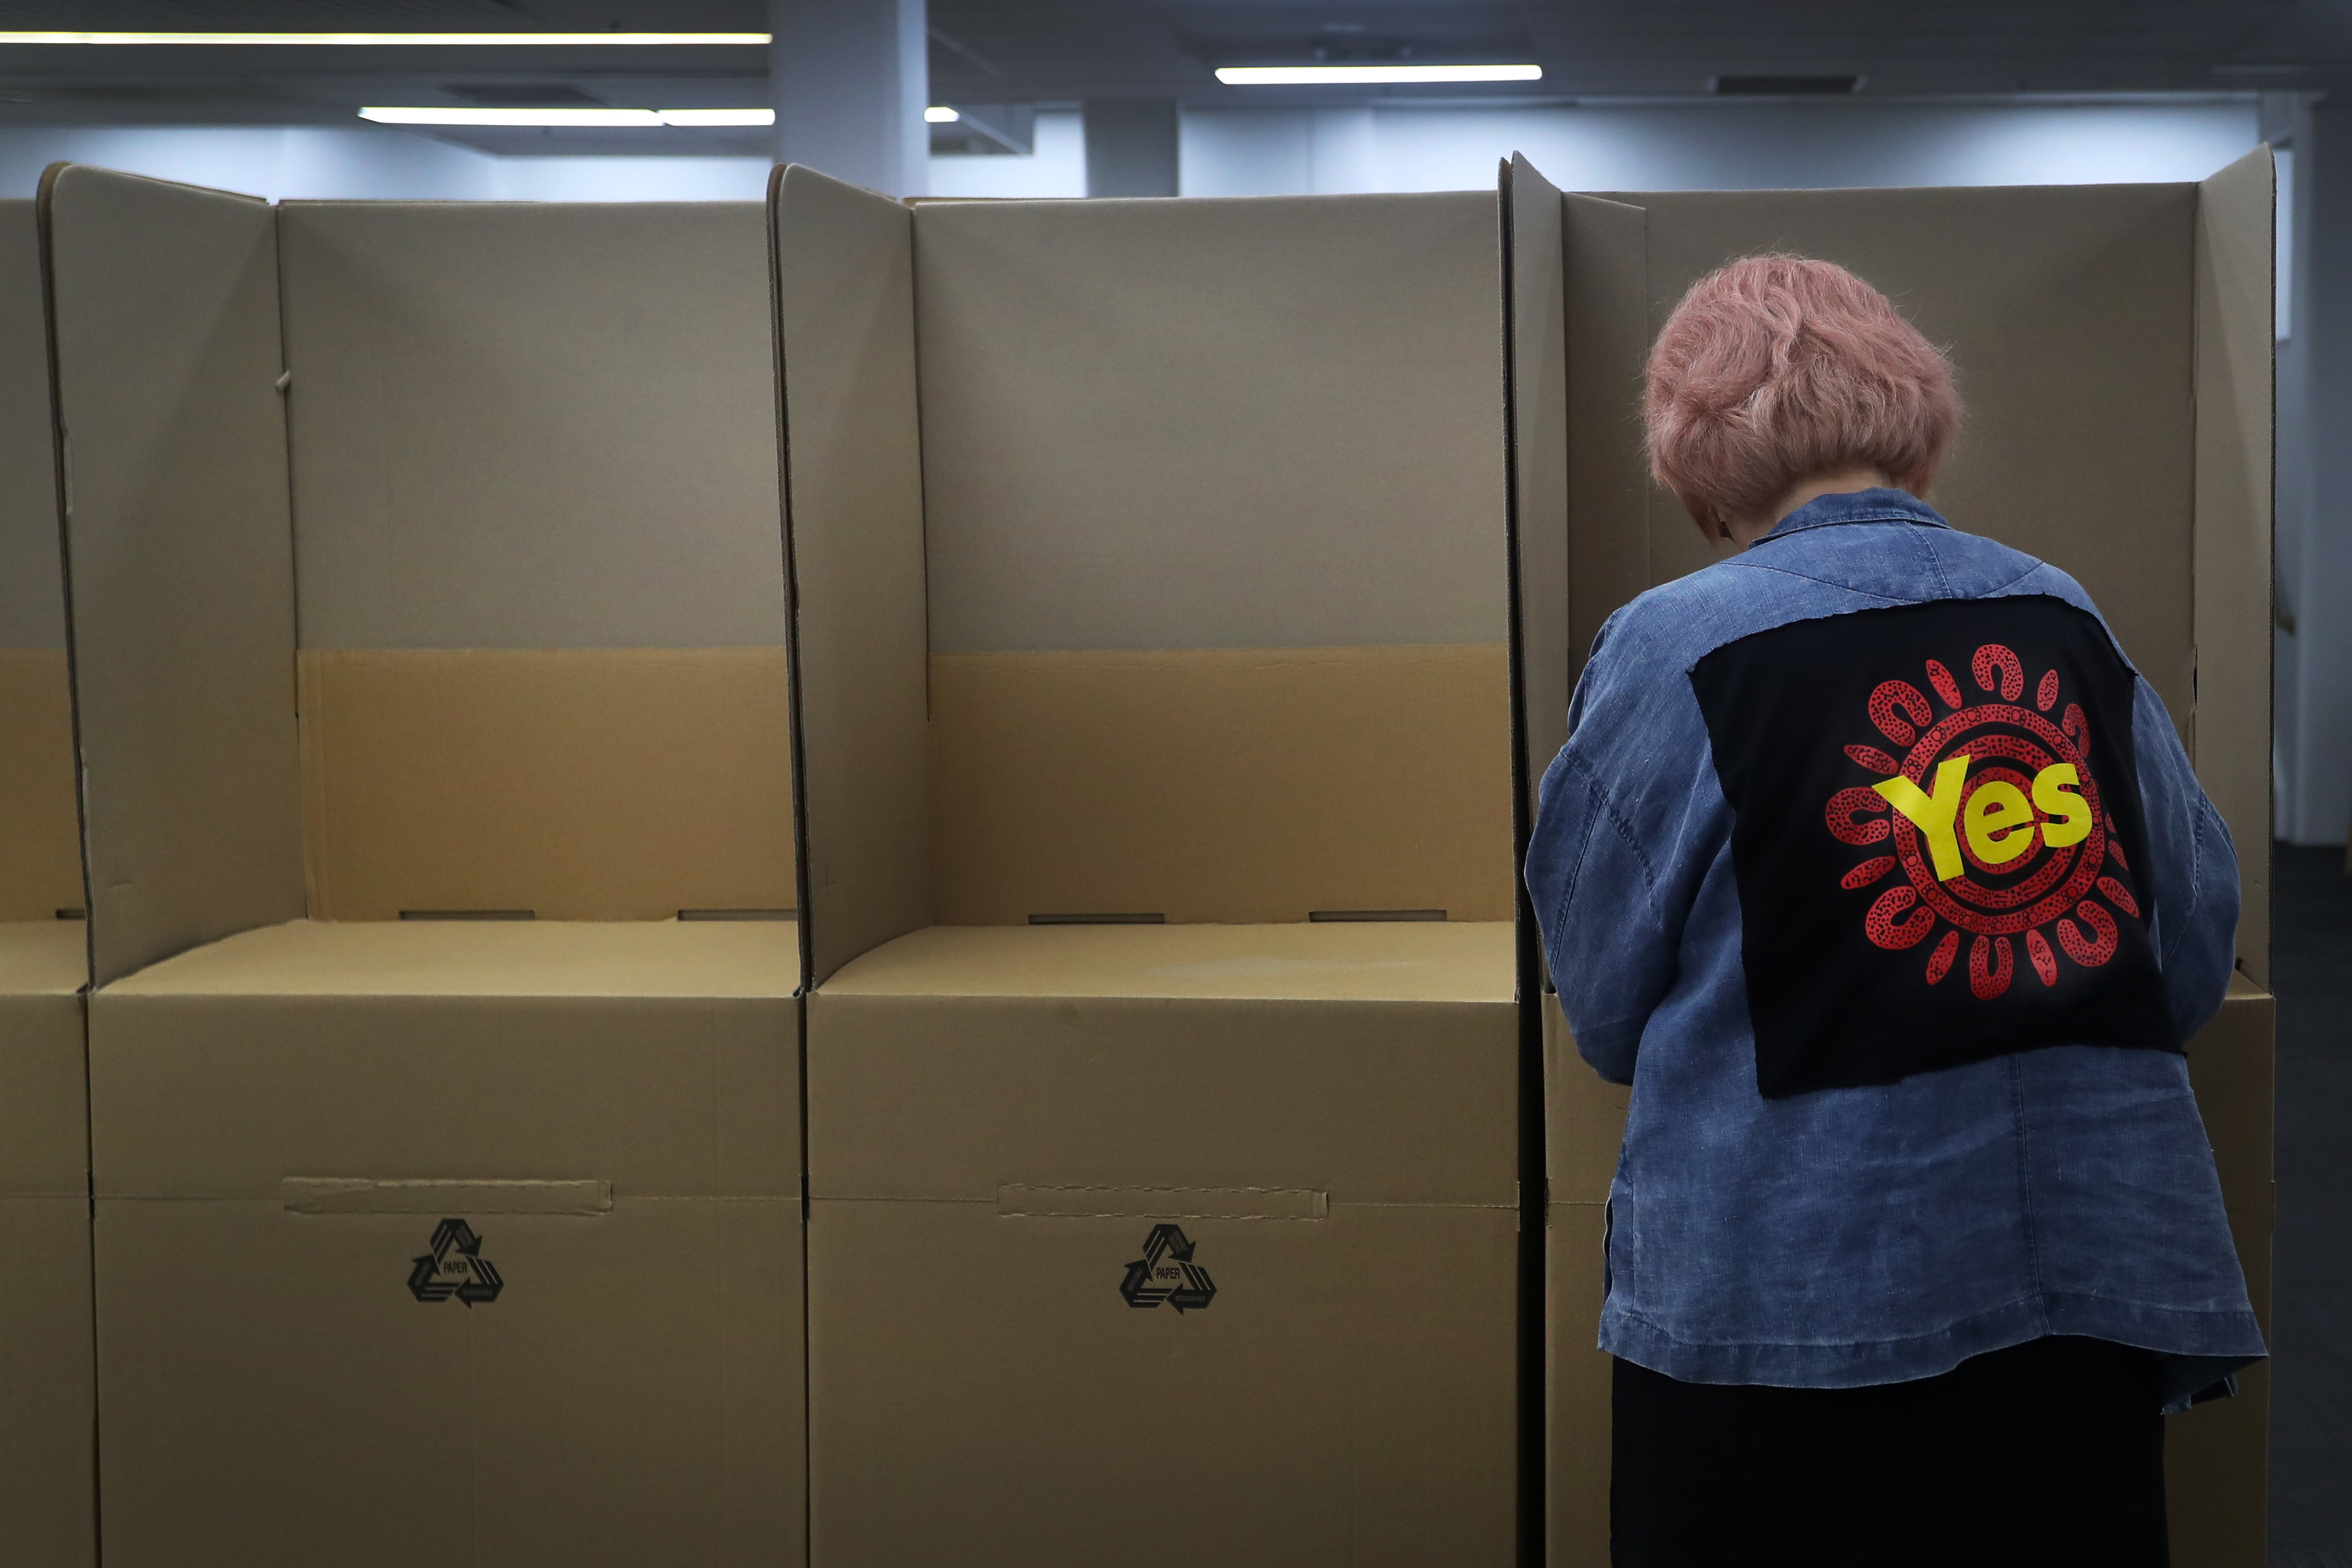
xmin=1083 ymin=101 xmax=1178 ymax=197
xmin=771 ymin=0 xmax=928 ymax=198
xmin=2275 ymin=95 xmax=2352 ymax=846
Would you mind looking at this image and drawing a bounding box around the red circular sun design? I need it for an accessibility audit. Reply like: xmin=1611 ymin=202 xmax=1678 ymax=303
xmin=1822 ymin=642 xmax=2133 ymax=1000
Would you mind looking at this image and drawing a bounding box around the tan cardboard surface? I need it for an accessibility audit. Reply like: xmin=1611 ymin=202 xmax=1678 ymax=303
xmin=0 ymin=922 xmax=92 ymax=1567
xmin=98 ymin=1197 xmax=800 ymax=1568
xmin=90 ymin=920 xmax=803 ymax=1567
xmin=0 ymin=652 xmax=80 ymax=919
xmin=810 ymin=985 xmax=1515 ymax=1207
xmin=931 ymin=646 xmax=1514 ymax=925
xmin=103 ymin=916 xmax=799 ymax=1001
xmin=771 ymin=165 xmax=931 ymax=986
xmin=1550 ymin=176 xmax=2273 ymax=956
xmin=0 ymin=922 xmax=88 ymax=1194
xmin=810 ymin=1197 xmax=1516 ymax=1566
xmin=1557 ymin=192 xmax=1651 ymax=704
xmin=2184 ymin=974 xmax=2275 ymax=1211
xmin=0 ymin=200 xmax=61 ymax=651
xmin=277 ymin=201 xmax=783 ymax=652
xmin=1507 ymin=157 xmax=1571 ymax=805
xmin=43 ymin=165 xmax=306 ymax=987
xmin=2192 ymin=149 xmax=2277 ymax=984
xmin=0 ymin=1195 xmax=95 ymax=1567
xmin=1543 ymin=990 xmax=1629 ymax=1207
xmin=1547 ymin=1199 xmax=1610 ymax=1568
xmin=913 ymin=193 xmax=1505 ymax=655
xmin=1593 ymin=183 xmax=2202 ymax=729
xmin=822 ymin=918 xmax=1514 ymax=1002
xmin=298 ymin=649 xmax=795 ymax=921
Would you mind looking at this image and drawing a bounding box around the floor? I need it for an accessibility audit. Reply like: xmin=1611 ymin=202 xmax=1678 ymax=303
xmin=2267 ymin=844 xmax=2352 ymax=1568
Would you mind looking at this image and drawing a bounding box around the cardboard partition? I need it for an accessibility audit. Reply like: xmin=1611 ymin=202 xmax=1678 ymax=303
xmin=43 ymin=166 xmax=802 ymax=1567
xmin=0 ymin=196 xmax=94 ymax=1568
xmin=1507 ymin=152 xmax=2278 ymax=1565
xmin=774 ymin=166 xmax=1520 ymax=1562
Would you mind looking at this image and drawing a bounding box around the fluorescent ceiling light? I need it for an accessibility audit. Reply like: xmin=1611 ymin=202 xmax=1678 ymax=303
xmin=925 ymin=106 xmax=961 ymax=123
xmin=1215 ymin=63 xmax=1542 ymax=86
xmin=0 ymin=31 xmax=769 ymax=47
xmin=646 ymin=108 xmax=775 ymax=127
xmin=360 ymin=106 xmax=775 ymax=127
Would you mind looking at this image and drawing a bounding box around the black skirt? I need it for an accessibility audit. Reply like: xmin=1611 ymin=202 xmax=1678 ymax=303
xmin=1611 ymin=1335 xmax=2169 ymax=1568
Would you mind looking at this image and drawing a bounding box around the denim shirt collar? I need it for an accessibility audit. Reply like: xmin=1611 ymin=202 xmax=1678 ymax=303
xmin=1751 ymin=487 xmax=1951 ymax=548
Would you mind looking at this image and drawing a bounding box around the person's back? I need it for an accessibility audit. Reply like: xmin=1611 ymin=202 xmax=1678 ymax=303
xmin=1526 ymin=256 xmax=2263 ymax=1568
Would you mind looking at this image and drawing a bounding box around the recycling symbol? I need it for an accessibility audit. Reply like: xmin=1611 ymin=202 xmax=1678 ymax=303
xmin=1119 ymin=1223 xmax=1216 ymax=1312
xmin=407 ymin=1218 xmax=505 ymax=1306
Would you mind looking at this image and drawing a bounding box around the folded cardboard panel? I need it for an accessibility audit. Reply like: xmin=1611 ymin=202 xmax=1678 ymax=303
xmin=1508 ymin=152 xmax=2278 ymax=1564
xmin=0 ymin=651 xmax=80 ymax=920
xmin=808 ymin=922 xmax=1516 ymax=1564
xmin=1521 ymin=152 xmax=2274 ymax=982
xmin=0 ymin=924 xmax=94 ymax=1568
xmin=42 ymin=166 xmax=307 ymax=989
xmin=811 ymin=923 xmax=1518 ymax=1201
xmin=44 ymin=168 xmax=804 ymax=1566
xmin=931 ymin=646 xmax=1512 ymax=925
xmin=0 ymin=201 xmax=79 ymax=924
xmin=299 ymin=649 xmax=793 ymax=921
xmin=1 ymin=195 xmax=95 ymax=1568
xmin=774 ymin=168 xmax=1523 ymax=1560
xmin=277 ymin=199 xmax=793 ymax=921
xmin=88 ymin=919 xmax=802 ymax=1568
xmin=812 ymin=1199 xmax=1516 ymax=1566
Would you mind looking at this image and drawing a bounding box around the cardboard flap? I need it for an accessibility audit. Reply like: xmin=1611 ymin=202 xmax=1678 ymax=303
xmin=771 ymin=164 xmax=932 ymax=988
xmin=910 ymin=191 xmax=1505 ymax=655
xmin=299 ymin=649 xmax=796 ymax=922
xmin=1598 ymin=184 xmax=2199 ymax=713
xmin=0 ymin=202 xmax=81 ymax=924
xmin=930 ymin=646 xmax=1513 ymax=924
xmin=2192 ymin=147 xmax=2275 ymax=986
xmin=0 ymin=203 xmax=60 ymax=652
xmin=275 ymin=201 xmax=782 ymax=652
xmin=1506 ymin=155 xmax=1570 ymax=815
xmin=1561 ymin=191 xmax=1651 ymax=700
xmin=41 ymin=165 xmax=304 ymax=987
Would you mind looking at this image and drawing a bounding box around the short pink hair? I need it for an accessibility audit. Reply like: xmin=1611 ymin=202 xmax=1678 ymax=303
xmin=1644 ymin=254 xmax=1959 ymax=534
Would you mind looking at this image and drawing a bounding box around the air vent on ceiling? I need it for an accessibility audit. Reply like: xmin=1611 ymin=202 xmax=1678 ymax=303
xmin=1712 ymin=74 xmax=1861 ymax=95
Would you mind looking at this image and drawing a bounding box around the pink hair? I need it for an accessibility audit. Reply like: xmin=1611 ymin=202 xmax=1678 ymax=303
xmin=1644 ymin=254 xmax=1959 ymax=536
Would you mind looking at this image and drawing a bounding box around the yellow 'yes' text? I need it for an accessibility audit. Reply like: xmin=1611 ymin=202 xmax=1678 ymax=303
xmin=1872 ymin=757 xmax=2091 ymax=882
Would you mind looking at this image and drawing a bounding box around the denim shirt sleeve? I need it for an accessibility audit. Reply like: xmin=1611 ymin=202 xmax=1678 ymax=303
xmin=2130 ymin=676 xmax=2241 ymax=1041
xmin=1526 ymin=609 xmax=1725 ymax=1084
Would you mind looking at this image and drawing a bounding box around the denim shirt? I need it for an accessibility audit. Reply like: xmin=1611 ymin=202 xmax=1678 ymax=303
xmin=1527 ymin=489 xmax=2264 ymax=1411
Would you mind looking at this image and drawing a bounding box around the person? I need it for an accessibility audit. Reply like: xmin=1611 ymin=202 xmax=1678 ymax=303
xmin=1525 ymin=254 xmax=2265 ymax=1567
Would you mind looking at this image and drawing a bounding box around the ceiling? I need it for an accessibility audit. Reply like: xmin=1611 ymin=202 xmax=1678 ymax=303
xmin=0 ymin=1 xmax=2346 ymax=156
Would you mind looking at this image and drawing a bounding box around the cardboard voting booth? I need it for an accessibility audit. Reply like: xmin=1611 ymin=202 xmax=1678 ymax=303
xmin=1504 ymin=150 xmax=2279 ymax=1567
xmin=773 ymin=168 xmax=1524 ymax=1564
xmin=42 ymin=167 xmax=803 ymax=1568
xmin=0 ymin=196 xmax=96 ymax=1568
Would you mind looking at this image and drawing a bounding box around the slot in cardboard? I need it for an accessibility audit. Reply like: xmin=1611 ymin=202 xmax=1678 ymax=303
xmin=1506 ymin=150 xmax=2278 ymax=1566
xmin=44 ymin=166 xmax=803 ymax=1567
xmin=775 ymin=166 xmax=1521 ymax=1562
